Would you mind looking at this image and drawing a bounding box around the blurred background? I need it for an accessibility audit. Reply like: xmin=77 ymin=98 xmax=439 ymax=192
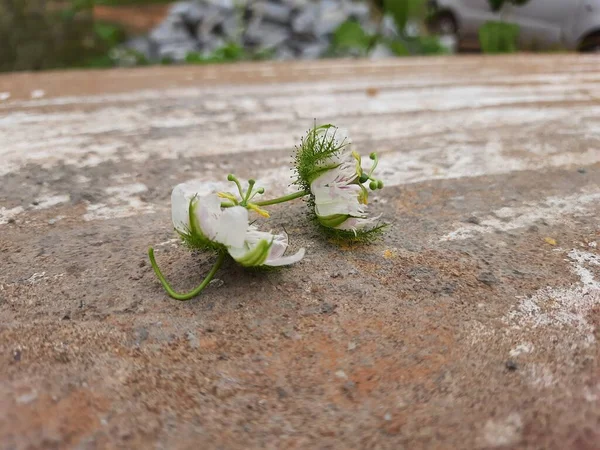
xmin=1 ymin=0 xmax=599 ymax=72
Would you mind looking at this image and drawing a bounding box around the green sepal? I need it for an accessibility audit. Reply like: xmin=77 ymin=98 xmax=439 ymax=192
xmin=230 ymin=239 xmax=272 ymax=267
xmin=293 ymin=123 xmax=350 ymax=192
xmin=177 ymin=197 xmax=225 ymax=252
xmin=317 ymin=213 xmax=350 ymax=228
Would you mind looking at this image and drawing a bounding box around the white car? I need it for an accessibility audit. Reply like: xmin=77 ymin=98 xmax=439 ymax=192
xmin=427 ymin=0 xmax=600 ymax=51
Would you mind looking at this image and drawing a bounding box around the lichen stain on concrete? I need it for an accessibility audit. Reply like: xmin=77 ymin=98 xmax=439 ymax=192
xmin=83 ymin=183 xmax=155 ymax=221
xmin=0 ymin=205 xmax=24 ymax=225
xmin=441 ymin=191 xmax=600 ymax=241
xmin=482 ymin=412 xmax=523 ymax=447
xmin=506 ymin=249 xmax=600 ymax=347
xmin=0 ymin=194 xmax=69 ymax=225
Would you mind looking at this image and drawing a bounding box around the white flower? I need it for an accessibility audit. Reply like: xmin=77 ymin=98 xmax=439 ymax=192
xmin=171 ymin=183 xmax=304 ymax=267
xmin=308 ymin=130 xmax=382 ymax=234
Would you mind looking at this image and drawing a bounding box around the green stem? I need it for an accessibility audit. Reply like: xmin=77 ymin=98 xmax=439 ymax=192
xmin=148 ymin=248 xmax=226 ymax=301
xmin=254 ymin=190 xmax=309 ymax=207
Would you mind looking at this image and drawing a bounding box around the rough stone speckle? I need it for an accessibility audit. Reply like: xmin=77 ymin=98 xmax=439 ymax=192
xmin=0 ymin=55 xmax=599 ymax=449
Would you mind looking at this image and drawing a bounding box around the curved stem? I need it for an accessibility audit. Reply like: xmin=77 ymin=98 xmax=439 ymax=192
xmin=254 ymin=190 xmax=309 ymax=207
xmin=148 ymin=248 xmax=226 ymax=301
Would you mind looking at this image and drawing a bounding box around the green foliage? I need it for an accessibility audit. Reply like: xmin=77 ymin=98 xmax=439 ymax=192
xmin=384 ymin=0 xmax=426 ymax=33
xmin=387 ymin=40 xmax=410 ymax=56
xmin=94 ymin=21 xmax=125 ymax=47
xmin=331 ymin=0 xmax=447 ymax=58
xmin=333 ymin=20 xmax=374 ymax=54
xmin=481 ymin=0 xmax=530 ymax=53
xmin=185 ymin=42 xmax=269 ymax=65
xmin=487 ymin=0 xmax=530 ymax=13
xmin=479 ymin=21 xmax=519 ymax=53
xmin=406 ymin=35 xmax=449 ymax=55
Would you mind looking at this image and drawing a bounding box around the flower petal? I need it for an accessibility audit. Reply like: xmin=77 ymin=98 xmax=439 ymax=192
xmin=196 ymin=194 xmax=221 ymax=240
xmin=265 ymin=232 xmax=288 ymax=260
xmin=335 ymin=215 xmax=382 ymax=231
xmin=313 ymin=184 xmax=365 ymax=217
xmin=265 ymin=247 xmax=305 ymax=267
xmin=171 ymin=184 xmax=192 ymax=234
xmin=214 ymin=206 xmax=248 ymax=248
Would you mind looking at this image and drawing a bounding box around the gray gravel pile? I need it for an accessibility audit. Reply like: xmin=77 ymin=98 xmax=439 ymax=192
xmin=124 ymin=0 xmax=377 ymax=62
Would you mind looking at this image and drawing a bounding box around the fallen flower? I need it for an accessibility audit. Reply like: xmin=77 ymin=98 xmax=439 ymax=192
xmin=149 ymin=180 xmax=304 ymax=300
xmin=294 ymin=124 xmax=385 ymax=240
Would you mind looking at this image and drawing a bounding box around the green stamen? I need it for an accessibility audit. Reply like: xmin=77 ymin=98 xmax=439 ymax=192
xmin=368 ymin=153 xmax=379 ymax=177
xmin=227 ymin=174 xmax=245 ymax=200
xmin=242 ymin=179 xmax=256 ymax=205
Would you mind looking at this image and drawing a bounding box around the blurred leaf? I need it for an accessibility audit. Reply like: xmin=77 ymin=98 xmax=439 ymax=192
xmin=94 ymin=22 xmax=124 ymax=47
xmin=215 ymin=42 xmax=244 ymax=60
xmin=333 ymin=20 xmax=372 ymax=52
xmin=479 ymin=21 xmax=519 ymax=53
xmin=413 ymin=35 xmax=449 ymax=54
xmin=387 ymin=40 xmax=409 ymax=56
xmin=383 ymin=0 xmax=425 ymax=33
xmin=488 ymin=0 xmax=504 ymax=12
xmin=488 ymin=0 xmax=531 ymax=12
xmin=185 ymin=42 xmax=247 ymax=65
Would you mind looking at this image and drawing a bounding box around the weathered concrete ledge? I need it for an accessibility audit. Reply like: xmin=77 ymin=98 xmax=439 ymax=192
xmin=0 ymin=55 xmax=599 ymax=449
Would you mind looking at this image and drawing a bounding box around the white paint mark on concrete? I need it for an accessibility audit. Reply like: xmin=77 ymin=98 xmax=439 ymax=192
xmin=526 ymin=364 xmax=556 ymax=389
xmin=155 ymin=238 xmax=179 ymax=247
xmin=83 ymin=183 xmax=155 ymax=221
xmin=509 ymin=342 xmax=534 ymax=357
xmin=583 ymin=384 xmax=599 ymax=402
xmin=30 ymin=90 xmax=45 ymax=99
xmin=25 ymin=272 xmax=46 ymax=284
xmin=505 ymin=249 xmax=600 ymax=346
xmin=16 ymin=390 xmax=38 ymax=404
xmin=568 ymin=249 xmax=600 ymax=288
xmin=441 ymin=191 xmax=600 ymax=241
xmin=32 ymin=194 xmax=70 ymax=210
xmin=1 ymin=75 xmax=599 ymax=177
xmin=482 ymin=413 xmax=523 ymax=447
xmin=0 ymin=206 xmax=25 ymax=225
xmin=335 ymin=370 xmax=348 ymax=380
xmin=75 ymin=175 xmax=91 ymax=184
xmin=0 ymin=194 xmax=70 ymax=226
xmin=0 ymin=92 xmax=10 ymax=101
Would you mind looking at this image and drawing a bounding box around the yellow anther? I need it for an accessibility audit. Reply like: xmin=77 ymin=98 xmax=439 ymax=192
xmin=248 ymin=203 xmax=270 ymax=218
xmin=352 ymin=150 xmax=363 ymax=176
xmin=217 ymin=192 xmax=238 ymax=202
xmin=358 ymin=184 xmax=369 ymax=205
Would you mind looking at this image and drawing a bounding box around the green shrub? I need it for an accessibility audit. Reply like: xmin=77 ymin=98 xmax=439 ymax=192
xmin=478 ymin=21 xmax=519 ymax=53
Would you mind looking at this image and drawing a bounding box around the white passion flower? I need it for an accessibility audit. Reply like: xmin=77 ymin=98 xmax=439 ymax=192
xmin=171 ymin=183 xmax=305 ymax=267
xmin=293 ymin=124 xmax=384 ymax=237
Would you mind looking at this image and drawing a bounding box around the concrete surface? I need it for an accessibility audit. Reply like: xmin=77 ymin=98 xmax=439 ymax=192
xmin=0 ymin=55 xmax=599 ymax=449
